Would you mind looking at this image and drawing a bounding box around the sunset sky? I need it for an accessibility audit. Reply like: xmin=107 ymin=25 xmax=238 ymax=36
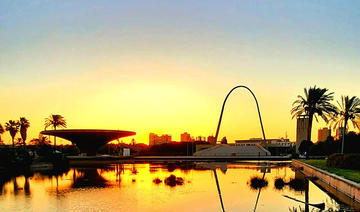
xmin=1 ymin=1 xmax=359 ymax=145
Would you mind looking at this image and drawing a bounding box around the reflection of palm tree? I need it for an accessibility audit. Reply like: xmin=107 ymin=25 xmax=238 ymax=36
xmin=19 ymin=117 xmax=30 ymax=146
xmin=24 ymin=176 xmax=30 ymax=196
xmin=45 ymin=114 xmax=67 ymax=147
xmin=5 ymin=120 xmax=20 ymax=147
xmin=291 ymin=86 xmax=336 ymax=141
xmin=115 ymin=164 xmax=124 ymax=183
xmin=13 ymin=178 xmax=19 ymax=195
xmin=331 ymin=95 xmax=360 ymax=153
xmin=213 ymin=169 xmax=225 ymax=212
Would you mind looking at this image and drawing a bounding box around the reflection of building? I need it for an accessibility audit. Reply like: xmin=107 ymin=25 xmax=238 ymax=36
xmin=335 ymin=127 xmax=347 ymax=140
xmin=207 ymin=136 xmax=216 ymax=145
xmin=180 ymin=132 xmax=191 ymax=142
xmin=296 ymin=115 xmax=310 ymax=153
xmin=149 ymin=133 xmax=172 ymax=146
xmin=317 ymin=127 xmax=331 ymax=142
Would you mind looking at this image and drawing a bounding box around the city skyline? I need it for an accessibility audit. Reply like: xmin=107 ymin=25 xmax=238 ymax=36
xmin=1 ymin=1 xmax=360 ymax=145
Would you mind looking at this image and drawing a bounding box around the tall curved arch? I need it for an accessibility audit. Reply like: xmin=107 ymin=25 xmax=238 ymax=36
xmin=215 ymin=85 xmax=266 ymax=143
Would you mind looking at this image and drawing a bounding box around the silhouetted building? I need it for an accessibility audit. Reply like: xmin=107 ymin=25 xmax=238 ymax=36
xmin=220 ymin=137 xmax=227 ymax=144
xmin=207 ymin=135 xmax=216 ymax=145
xmin=180 ymin=132 xmax=191 ymax=142
xmin=235 ymin=138 xmax=294 ymax=148
xmin=235 ymin=138 xmax=262 ymax=145
xmin=317 ymin=127 xmax=331 ymax=142
xmin=149 ymin=133 xmax=172 ymax=146
xmin=296 ymin=115 xmax=310 ymax=153
xmin=196 ymin=136 xmax=206 ymax=142
xmin=194 ymin=143 xmax=271 ymax=157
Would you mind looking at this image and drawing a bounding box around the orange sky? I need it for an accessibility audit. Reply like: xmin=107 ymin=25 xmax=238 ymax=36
xmin=1 ymin=64 xmax=358 ymax=145
xmin=1 ymin=1 xmax=359 ymax=145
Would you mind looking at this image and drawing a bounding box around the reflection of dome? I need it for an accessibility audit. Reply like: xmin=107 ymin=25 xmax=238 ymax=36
xmin=41 ymin=129 xmax=135 ymax=155
xmin=72 ymin=169 xmax=108 ymax=188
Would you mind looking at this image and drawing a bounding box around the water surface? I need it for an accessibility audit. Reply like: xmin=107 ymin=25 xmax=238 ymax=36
xmin=0 ymin=162 xmax=356 ymax=211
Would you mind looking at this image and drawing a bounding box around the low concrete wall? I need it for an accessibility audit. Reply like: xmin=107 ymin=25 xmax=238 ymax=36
xmin=292 ymin=160 xmax=360 ymax=203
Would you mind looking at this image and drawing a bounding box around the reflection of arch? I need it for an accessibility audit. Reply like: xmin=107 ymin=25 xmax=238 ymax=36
xmin=215 ymin=86 xmax=266 ymax=142
xmin=213 ymin=169 xmax=225 ymax=212
xmin=253 ymin=173 xmax=266 ymax=212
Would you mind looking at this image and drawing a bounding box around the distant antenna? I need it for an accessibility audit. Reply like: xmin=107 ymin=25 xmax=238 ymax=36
xmin=285 ymin=131 xmax=288 ymax=139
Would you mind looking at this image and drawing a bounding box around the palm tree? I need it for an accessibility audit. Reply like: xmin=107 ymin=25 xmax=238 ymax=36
xmin=0 ymin=123 xmax=4 ymax=144
xmin=291 ymin=86 xmax=336 ymax=142
xmin=331 ymin=95 xmax=360 ymax=153
xmin=44 ymin=114 xmax=67 ymax=147
xmin=5 ymin=120 xmax=20 ymax=147
xmin=19 ymin=117 xmax=30 ymax=146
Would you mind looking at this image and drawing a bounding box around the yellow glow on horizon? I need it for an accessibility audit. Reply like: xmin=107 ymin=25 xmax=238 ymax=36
xmin=0 ymin=61 xmax=359 ymax=146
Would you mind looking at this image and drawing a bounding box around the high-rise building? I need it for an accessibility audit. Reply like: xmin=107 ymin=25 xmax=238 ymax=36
xmin=196 ymin=136 xmax=204 ymax=142
xmin=296 ymin=115 xmax=309 ymax=153
xmin=180 ymin=132 xmax=191 ymax=142
xmin=317 ymin=127 xmax=331 ymax=142
xmin=149 ymin=133 xmax=172 ymax=146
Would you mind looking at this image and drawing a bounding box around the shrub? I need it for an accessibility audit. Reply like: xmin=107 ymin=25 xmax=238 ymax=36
xmin=0 ymin=146 xmax=32 ymax=170
xmin=326 ymin=153 xmax=360 ymax=170
xmin=298 ymin=140 xmax=313 ymax=155
xmin=326 ymin=153 xmax=344 ymax=168
xmin=342 ymin=154 xmax=360 ymax=170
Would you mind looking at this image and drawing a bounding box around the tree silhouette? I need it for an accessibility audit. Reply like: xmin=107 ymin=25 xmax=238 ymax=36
xmin=0 ymin=123 xmax=4 ymax=144
xmin=45 ymin=114 xmax=67 ymax=147
xmin=19 ymin=117 xmax=30 ymax=146
xmin=331 ymin=95 xmax=360 ymax=153
xmin=5 ymin=120 xmax=20 ymax=147
xmin=29 ymin=136 xmax=51 ymax=146
xmin=291 ymin=86 xmax=336 ymax=141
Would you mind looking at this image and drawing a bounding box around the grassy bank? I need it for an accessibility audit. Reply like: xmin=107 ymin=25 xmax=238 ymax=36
xmin=299 ymin=159 xmax=360 ymax=184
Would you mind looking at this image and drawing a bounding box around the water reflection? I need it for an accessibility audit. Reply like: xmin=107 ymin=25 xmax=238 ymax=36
xmin=0 ymin=173 xmax=33 ymax=197
xmin=24 ymin=176 xmax=30 ymax=196
xmin=213 ymin=169 xmax=225 ymax=212
xmin=0 ymin=162 xmax=357 ymax=212
xmin=164 ymin=175 xmax=184 ymax=187
xmin=72 ymin=169 xmax=108 ymax=188
xmin=274 ymin=178 xmax=306 ymax=191
xmin=152 ymin=178 xmax=162 ymax=184
xmin=249 ymin=175 xmax=268 ymax=190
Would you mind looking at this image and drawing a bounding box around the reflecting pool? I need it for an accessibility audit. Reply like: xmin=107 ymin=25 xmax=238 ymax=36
xmin=0 ymin=162 xmax=357 ymax=211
